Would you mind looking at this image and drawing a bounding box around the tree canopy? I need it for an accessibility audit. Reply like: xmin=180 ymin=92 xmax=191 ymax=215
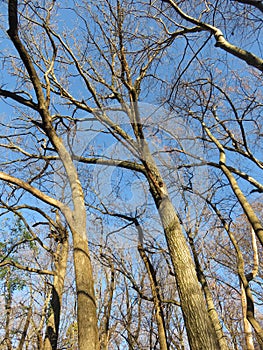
xmin=0 ymin=0 xmax=262 ymax=349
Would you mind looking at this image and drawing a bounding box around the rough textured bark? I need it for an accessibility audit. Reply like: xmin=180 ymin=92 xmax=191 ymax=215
xmin=141 ymin=144 xmax=220 ymax=350
xmin=157 ymin=197 xmax=219 ymax=349
xmin=66 ymin=221 xmax=99 ymax=350
xmin=45 ymin=131 xmax=99 ymax=350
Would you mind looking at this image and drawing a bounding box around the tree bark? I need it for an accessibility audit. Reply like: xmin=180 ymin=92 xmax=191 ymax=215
xmin=141 ymin=144 xmax=220 ymax=350
xmin=6 ymin=2 xmax=100 ymax=348
xmin=241 ymin=283 xmax=255 ymax=350
xmin=17 ymin=307 xmax=32 ymax=350
xmin=66 ymin=222 xmax=99 ymax=350
xmin=43 ymin=222 xmax=69 ymax=350
xmin=157 ymin=197 xmax=220 ymax=349
xmin=99 ymin=265 xmax=115 ymax=350
xmin=188 ymin=234 xmax=229 ymax=350
xmin=4 ymin=267 xmax=13 ymax=350
xmin=136 ymin=221 xmax=169 ymax=350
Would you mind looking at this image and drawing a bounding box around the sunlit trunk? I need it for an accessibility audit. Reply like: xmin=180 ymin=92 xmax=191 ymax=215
xmin=142 ymin=143 xmax=220 ymax=350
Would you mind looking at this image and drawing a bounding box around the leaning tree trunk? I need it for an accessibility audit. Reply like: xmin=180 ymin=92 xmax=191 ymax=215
xmin=136 ymin=221 xmax=169 ymax=350
xmin=142 ymin=143 xmax=220 ymax=350
xmin=6 ymin=2 xmax=100 ymax=348
xmin=188 ymin=233 xmax=229 ymax=350
xmin=44 ymin=221 xmax=69 ymax=350
xmin=157 ymin=196 xmax=220 ymax=349
xmin=99 ymin=264 xmax=115 ymax=350
xmin=241 ymin=283 xmax=255 ymax=350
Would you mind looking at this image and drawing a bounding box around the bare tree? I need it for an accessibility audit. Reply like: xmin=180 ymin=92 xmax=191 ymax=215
xmin=0 ymin=0 xmax=262 ymax=349
xmin=1 ymin=1 xmax=99 ymax=349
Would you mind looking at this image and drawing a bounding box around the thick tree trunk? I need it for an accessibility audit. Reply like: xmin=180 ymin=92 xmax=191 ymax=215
xmin=157 ymin=196 xmax=220 ymax=350
xmin=141 ymin=143 xmax=220 ymax=350
xmin=72 ymin=230 xmax=99 ymax=350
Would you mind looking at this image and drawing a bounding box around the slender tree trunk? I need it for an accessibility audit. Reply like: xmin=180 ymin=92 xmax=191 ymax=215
xmin=136 ymin=222 xmax=169 ymax=350
xmin=46 ymin=128 xmax=100 ymax=349
xmin=6 ymin=2 xmax=100 ymax=348
xmin=203 ymin=124 xmax=263 ymax=247
xmin=241 ymin=283 xmax=255 ymax=350
xmin=209 ymin=200 xmax=263 ymax=348
xmin=125 ymin=281 xmax=134 ymax=350
xmin=240 ymin=226 xmax=259 ymax=350
xmin=17 ymin=307 xmax=32 ymax=350
xmin=4 ymin=267 xmax=12 ymax=350
xmin=100 ymin=265 xmax=115 ymax=350
xmin=47 ymin=120 xmax=100 ymax=350
xmin=188 ymin=234 xmax=229 ymax=350
xmin=43 ymin=224 xmax=69 ymax=350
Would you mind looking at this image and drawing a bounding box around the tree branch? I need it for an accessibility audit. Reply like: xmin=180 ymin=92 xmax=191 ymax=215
xmin=164 ymin=0 xmax=263 ymax=71
xmin=74 ymin=156 xmax=145 ymax=174
xmin=0 ymin=260 xmax=54 ymax=275
xmin=0 ymin=171 xmax=65 ymax=211
xmin=0 ymin=88 xmax=39 ymax=110
xmin=7 ymin=0 xmax=47 ymax=110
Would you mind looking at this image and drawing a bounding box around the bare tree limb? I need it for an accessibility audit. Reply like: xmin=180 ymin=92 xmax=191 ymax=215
xmin=0 ymin=260 xmax=54 ymax=275
xmin=164 ymin=0 xmax=263 ymax=71
xmin=0 ymin=171 xmax=65 ymax=211
xmin=0 ymin=88 xmax=39 ymax=111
